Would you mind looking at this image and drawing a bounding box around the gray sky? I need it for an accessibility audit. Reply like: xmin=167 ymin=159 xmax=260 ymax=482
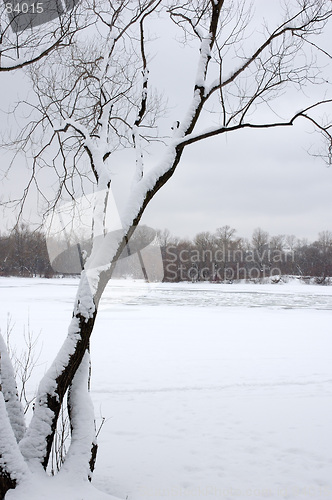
xmin=1 ymin=0 xmax=331 ymax=243
xmin=138 ymin=124 xmax=332 ymax=241
xmin=119 ymin=2 xmax=332 ymax=242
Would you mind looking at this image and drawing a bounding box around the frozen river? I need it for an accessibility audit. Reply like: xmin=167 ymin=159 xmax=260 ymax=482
xmin=100 ymin=279 xmax=332 ymax=310
xmin=0 ymin=277 xmax=331 ymax=500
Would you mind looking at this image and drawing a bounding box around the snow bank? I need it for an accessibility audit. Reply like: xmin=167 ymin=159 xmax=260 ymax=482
xmin=5 ymin=474 xmax=122 ymax=500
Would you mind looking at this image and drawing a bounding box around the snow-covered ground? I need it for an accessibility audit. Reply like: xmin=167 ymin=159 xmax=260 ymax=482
xmin=0 ymin=277 xmax=332 ymax=500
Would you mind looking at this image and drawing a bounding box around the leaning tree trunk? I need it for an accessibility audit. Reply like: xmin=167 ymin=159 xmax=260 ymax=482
xmin=0 ymin=1 xmax=225 ymax=490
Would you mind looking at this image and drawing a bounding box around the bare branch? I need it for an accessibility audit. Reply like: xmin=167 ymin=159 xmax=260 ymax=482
xmin=175 ymin=99 xmax=332 ymax=148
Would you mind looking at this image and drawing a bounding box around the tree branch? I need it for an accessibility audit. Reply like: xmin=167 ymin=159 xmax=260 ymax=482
xmin=176 ymin=99 xmax=332 ymax=148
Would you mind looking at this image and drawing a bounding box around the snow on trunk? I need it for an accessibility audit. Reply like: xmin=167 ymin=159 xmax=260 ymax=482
xmin=59 ymin=350 xmax=97 ymax=481
xmin=0 ymin=392 xmax=31 ymax=491
xmin=0 ymin=335 xmax=26 ymax=443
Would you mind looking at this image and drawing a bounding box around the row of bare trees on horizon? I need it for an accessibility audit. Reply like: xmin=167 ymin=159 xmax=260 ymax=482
xmin=1 ymin=224 xmax=331 ymax=282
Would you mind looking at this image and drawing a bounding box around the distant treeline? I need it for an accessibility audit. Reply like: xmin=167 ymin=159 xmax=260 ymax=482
xmin=158 ymin=226 xmax=332 ymax=283
xmin=1 ymin=224 xmax=332 ymax=283
xmin=0 ymin=225 xmax=54 ymax=278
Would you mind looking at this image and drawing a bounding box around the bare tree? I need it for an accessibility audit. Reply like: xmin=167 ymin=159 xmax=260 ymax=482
xmin=1 ymin=0 xmax=332 ymax=497
xmin=314 ymin=230 xmax=332 ymax=280
xmin=214 ymin=225 xmax=238 ymax=279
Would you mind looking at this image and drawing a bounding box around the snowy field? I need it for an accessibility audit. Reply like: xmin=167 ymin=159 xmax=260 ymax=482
xmin=0 ymin=277 xmax=332 ymax=500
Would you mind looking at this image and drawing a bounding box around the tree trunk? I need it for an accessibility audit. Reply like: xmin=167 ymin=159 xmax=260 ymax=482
xmin=0 ymin=473 xmax=16 ymax=500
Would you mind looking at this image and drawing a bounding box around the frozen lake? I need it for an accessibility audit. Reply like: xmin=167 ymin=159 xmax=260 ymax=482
xmin=0 ymin=277 xmax=331 ymax=500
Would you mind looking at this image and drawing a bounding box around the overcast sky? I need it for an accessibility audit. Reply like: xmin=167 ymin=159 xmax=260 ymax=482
xmin=117 ymin=1 xmax=332 ymax=242
xmin=138 ymin=123 xmax=332 ymax=241
xmin=1 ymin=0 xmax=331 ymax=243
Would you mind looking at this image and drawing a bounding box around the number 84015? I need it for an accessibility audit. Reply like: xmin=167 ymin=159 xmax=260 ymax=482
xmin=5 ymin=2 xmax=44 ymax=14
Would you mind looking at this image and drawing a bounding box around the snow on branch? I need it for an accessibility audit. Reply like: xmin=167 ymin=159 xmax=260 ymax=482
xmin=0 ymin=42 xmax=64 ymax=72
xmin=54 ymin=118 xmax=112 ymax=188
xmin=174 ymin=99 xmax=332 ymax=148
